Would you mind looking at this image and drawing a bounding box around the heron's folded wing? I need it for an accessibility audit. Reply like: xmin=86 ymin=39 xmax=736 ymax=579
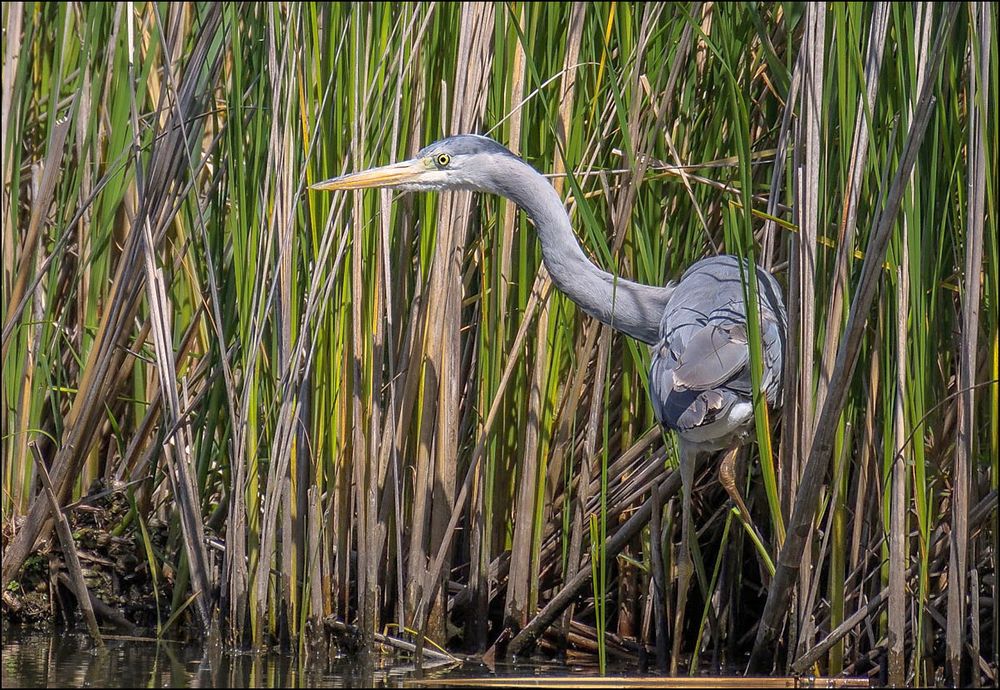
xmin=671 ymin=323 xmax=749 ymax=391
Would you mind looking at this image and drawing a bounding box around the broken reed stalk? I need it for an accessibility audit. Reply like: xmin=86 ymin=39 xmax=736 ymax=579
xmin=127 ymin=6 xmax=217 ymax=630
xmin=413 ymin=270 xmax=552 ymax=653
xmin=748 ymin=3 xmax=959 ymax=670
xmin=34 ymin=447 xmax=104 ymax=647
xmin=505 ymin=0 xmax=586 ymax=631
xmin=947 ymin=2 xmax=991 ymax=681
xmin=789 ymin=3 xmax=824 ymax=658
xmin=888 ymin=5 xmax=929 ymax=680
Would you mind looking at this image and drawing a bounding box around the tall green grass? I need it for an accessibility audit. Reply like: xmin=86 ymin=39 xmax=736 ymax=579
xmin=2 ymin=2 xmax=995 ymax=684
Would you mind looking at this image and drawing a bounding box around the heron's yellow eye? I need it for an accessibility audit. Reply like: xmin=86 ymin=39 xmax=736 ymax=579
xmin=436 ymin=153 xmax=451 ymax=168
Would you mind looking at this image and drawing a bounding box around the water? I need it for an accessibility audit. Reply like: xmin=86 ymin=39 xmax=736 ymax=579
xmin=2 ymin=627 xmax=640 ymax=688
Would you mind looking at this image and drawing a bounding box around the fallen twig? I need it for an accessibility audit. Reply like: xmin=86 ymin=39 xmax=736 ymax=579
xmin=324 ymin=617 xmax=461 ymax=664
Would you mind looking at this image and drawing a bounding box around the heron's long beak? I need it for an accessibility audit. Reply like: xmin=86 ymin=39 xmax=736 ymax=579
xmin=310 ymin=159 xmax=425 ymax=191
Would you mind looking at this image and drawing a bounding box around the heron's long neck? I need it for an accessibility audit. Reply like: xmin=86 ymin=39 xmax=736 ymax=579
xmin=493 ymin=158 xmax=672 ymax=345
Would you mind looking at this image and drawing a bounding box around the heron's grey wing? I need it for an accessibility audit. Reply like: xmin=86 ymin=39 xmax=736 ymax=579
xmin=650 ymin=254 xmax=787 ymax=439
xmin=671 ymin=322 xmax=749 ymax=391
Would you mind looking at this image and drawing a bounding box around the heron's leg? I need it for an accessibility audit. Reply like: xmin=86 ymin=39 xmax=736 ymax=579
xmin=670 ymin=444 xmax=696 ymax=675
xmin=718 ymin=445 xmax=753 ymax=527
xmin=718 ymin=445 xmax=778 ymax=588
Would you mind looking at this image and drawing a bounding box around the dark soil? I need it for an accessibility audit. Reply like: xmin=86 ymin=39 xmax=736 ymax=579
xmin=2 ymin=481 xmax=172 ymax=635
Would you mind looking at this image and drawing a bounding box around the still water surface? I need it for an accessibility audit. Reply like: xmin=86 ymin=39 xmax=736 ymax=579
xmin=3 ymin=628 xmax=644 ymax=688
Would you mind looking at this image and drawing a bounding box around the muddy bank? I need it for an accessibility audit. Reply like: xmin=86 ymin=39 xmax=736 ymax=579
xmin=2 ymin=483 xmax=166 ymax=635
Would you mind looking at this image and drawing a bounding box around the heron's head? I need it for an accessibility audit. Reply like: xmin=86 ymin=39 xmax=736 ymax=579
xmin=311 ymin=134 xmax=522 ymax=194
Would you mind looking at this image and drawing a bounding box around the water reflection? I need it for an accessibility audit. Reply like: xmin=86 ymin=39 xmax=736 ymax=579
xmin=2 ymin=628 xmax=623 ymax=688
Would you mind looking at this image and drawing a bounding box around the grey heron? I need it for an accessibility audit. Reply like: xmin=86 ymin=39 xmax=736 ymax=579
xmin=312 ymin=134 xmax=786 ymax=668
